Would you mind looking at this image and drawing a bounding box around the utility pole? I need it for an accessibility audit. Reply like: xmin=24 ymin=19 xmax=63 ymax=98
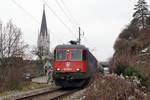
xmin=78 ymin=27 xmax=84 ymax=45
xmin=79 ymin=27 xmax=81 ymax=44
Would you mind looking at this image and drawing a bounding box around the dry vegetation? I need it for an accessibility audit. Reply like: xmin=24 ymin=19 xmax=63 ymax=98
xmin=0 ymin=59 xmax=30 ymax=93
xmin=85 ymin=75 xmax=150 ymax=100
xmin=0 ymin=61 xmax=44 ymax=95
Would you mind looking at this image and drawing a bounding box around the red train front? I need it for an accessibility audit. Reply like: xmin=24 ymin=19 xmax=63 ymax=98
xmin=52 ymin=44 xmax=97 ymax=88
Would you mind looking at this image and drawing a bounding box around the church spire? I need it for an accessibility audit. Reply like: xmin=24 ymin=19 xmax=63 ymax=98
xmin=40 ymin=5 xmax=48 ymax=36
xmin=37 ymin=4 xmax=50 ymax=61
xmin=43 ymin=4 xmax=45 ymax=10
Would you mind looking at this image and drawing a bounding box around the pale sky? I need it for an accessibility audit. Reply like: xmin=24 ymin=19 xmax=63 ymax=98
xmin=0 ymin=0 xmax=149 ymax=61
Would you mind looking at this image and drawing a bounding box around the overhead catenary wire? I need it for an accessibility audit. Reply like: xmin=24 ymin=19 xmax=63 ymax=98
xmin=60 ymin=0 xmax=79 ymax=26
xmin=11 ymin=0 xmax=40 ymax=24
xmin=11 ymin=0 xmax=64 ymax=43
xmin=49 ymin=0 xmax=93 ymax=49
xmin=46 ymin=0 xmax=88 ymax=45
xmin=12 ymin=0 xmax=85 ymax=45
xmin=43 ymin=0 xmax=78 ymax=39
xmin=12 ymin=0 xmax=65 ymax=46
xmin=55 ymin=0 xmax=77 ymax=29
xmin=59 ymin=0 xmax=89 ymax=44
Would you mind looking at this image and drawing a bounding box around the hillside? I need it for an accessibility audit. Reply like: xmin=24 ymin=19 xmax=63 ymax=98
xmin=110 ymin=21 xmax=150 ymax=88
xmin=109 ymin=0 xmax=150 ymax=92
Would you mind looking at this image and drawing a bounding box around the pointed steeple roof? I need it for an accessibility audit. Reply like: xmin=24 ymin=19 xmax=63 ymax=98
xmin=40 ymin=5 xmax=48 ymax=36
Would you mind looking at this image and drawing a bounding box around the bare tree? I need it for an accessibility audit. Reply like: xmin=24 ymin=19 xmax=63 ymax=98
xmin=32 ymin=46 xmax=43 ymax=65
xmin=32 ymin=45 xmax=54 ymax=69
xmin=32 ymin=46 xmax=50 ymax=66
xmin=0 ymin=20 xmax=28 ymax=67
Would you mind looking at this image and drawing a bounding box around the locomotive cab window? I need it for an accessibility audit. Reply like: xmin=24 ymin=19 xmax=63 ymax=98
xmin=56 ymin=49 xmax=66 ymax=61
xmin=70 ymin=49 xmax=82 ymax=61
xmin=82 ymin=50 xmax=87 ymax=60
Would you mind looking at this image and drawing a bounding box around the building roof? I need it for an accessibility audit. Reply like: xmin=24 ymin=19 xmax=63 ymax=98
xmin=40 ymin=8 xmax=48 ymax=36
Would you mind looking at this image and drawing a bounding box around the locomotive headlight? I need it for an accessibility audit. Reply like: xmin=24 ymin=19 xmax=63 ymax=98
xmin=76 ymin=68 xmax=80 ymax=72
xmin=56 ymin=68 xmax=61 ymax=71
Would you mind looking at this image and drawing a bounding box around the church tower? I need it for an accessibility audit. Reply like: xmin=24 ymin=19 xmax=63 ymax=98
xmin=37 ymin=6 xmax=50 ymax=60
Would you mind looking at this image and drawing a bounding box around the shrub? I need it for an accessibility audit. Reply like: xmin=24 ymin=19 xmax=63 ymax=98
xmin=114 ymin=61 xmax=148 ymax=88
xmin=124 ymin=67 xmax=148 ymax=87
xmin=124 ymin=67 xmax=142 ymax=79
xmin=0 ymin=67 xmax=29 ymax=93
xmin=114 ymin=61 xmax=128 ymax=75
xmin=137 ymin=55 xmax=145 ymax=61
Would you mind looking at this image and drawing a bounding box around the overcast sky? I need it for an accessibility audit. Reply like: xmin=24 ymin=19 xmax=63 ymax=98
xmin=0 ymin=0 xmax=149 ymax=61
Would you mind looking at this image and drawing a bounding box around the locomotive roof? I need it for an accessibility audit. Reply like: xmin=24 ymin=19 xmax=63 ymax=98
xmin=55 ymin=44 xmax=88 ymax=49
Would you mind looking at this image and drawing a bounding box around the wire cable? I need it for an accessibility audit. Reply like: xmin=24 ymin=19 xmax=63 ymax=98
xmin=12 ymin=0 xmax=64 ymax=44
xmin=55 ymin=0 xmax=77 ymax=29
xmin=60 ymin=0 xmax=79 ymax=26
xmin=59 ymin=0 xmax=88 ymax=44
xmin=43 ymin=0 xmax=78 ymax=38
xmin=11 ymin=0 xmax=40 ymax=24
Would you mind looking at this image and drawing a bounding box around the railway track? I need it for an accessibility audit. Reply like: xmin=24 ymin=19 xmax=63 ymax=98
xmin=0 ymin=86 xmax=80 ymax=100
xmin=16 ymin=88 xmax=80 ymax=100
xmin=51 ymin=89 xmax=80 ymax=100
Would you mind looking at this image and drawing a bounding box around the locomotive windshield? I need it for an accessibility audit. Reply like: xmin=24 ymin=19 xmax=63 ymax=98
xmin=56 ymin=49 xmax=66 ymax=61
xmin=70 ymin=49 xmax=82 ymax=61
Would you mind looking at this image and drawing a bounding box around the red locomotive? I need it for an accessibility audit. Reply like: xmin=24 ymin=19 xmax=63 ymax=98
xmin=52 ymin=44 xmax=97 ymax=88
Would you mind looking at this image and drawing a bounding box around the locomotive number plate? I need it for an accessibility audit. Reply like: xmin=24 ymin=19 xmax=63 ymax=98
xmin=64 ymin=68 xmax=72 ymax=70
xmin=66 ymin=62 xmax=70 ymax=67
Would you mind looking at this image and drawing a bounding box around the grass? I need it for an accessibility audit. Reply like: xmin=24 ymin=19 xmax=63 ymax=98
xmin=0 ymin=83 xmax=48 ymax=97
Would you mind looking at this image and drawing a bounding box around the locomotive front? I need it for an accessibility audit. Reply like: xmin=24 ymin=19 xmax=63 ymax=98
xmin=52 ymin=45 xmax=88 ymax=87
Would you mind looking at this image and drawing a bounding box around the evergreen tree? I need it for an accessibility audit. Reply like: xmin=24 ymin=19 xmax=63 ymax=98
xmin=132 ymin=0 xmax=150 ymax=29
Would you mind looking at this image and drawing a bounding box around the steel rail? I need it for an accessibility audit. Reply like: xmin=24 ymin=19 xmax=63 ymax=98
xmin=51 ymin=89 xmax=80 ymax=100
xmin=16 ymin=88 xmax=62 ymax=100
xmin=0 ymin=86 xmax=61 ymax=100
xmin=17 ymin=88 xmax=80 ymax=100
